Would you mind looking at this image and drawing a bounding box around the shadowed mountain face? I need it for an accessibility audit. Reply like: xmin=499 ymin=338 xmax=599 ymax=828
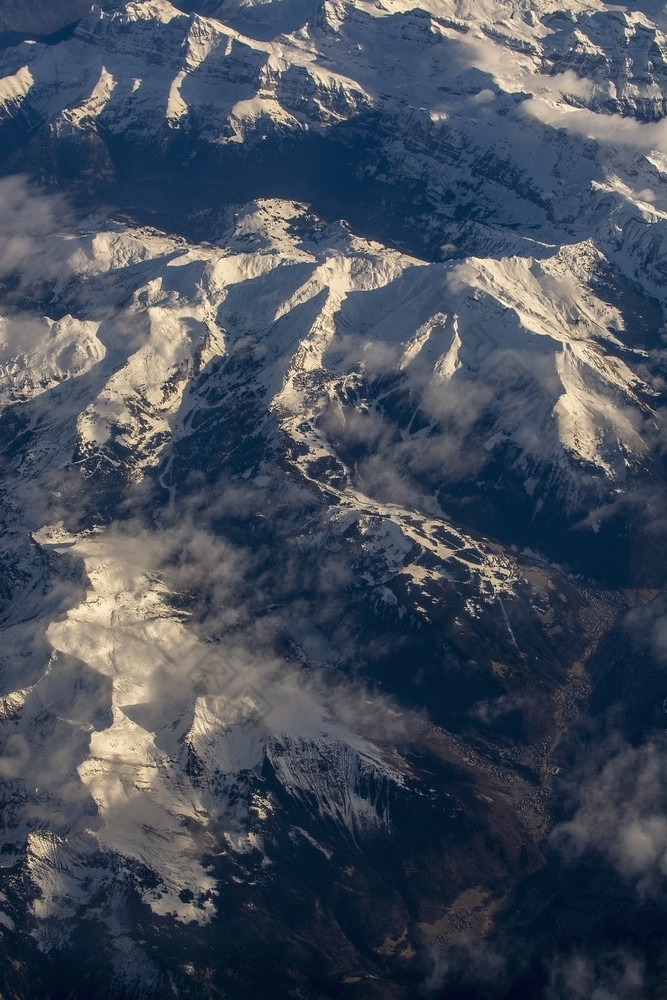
xmin=0 ymin=0 xmax=98 ymax=37
xmin=0 ymin=1 xmax=666 ymax=998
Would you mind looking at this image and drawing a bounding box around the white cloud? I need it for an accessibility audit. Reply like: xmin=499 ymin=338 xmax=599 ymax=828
xmin=524 ymin=98 xmax=667 ymax=153
xmin=551 ymin=739 xmax=667 ymax=898
xmin=547 ymin=949 xmax=646 ymax=1000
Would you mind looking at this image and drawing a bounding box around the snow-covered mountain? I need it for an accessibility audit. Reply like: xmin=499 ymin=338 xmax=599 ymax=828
xmin=0 ymin=1 xmax=666 ymax=997
xmin=2 ymin=0 xmax=667 ymax=268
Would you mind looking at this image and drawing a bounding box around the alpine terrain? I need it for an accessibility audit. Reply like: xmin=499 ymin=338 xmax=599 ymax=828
xmin=0 ymin=0 xmax=666 ymax=997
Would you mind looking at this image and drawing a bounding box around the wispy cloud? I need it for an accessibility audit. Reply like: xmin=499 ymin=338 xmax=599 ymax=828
xmin=551 ymin=587 xmax=667 ymax=902
xmin=547 ymin=948 xmax=646 ymax=1000
xmin=552 ymin=738 xmax=667 ymax=897
xmin=0 ymin=174 xmax=73 ymax=283
xmin=524 ymin=98 xmax=667 ymax=153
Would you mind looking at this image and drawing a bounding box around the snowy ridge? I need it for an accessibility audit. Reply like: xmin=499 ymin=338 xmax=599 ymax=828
xmin=542 ymin=6 xmax=667 ymax=121
xmin=2 ymin=0 xmax=667 ymax=151
xmin=4 ymin=198 xmax=658 ymax=542
xmin=0 ymin=0 xmax=373 ymax=141
xmin=0 ymin=199 xmax=647 ymax=511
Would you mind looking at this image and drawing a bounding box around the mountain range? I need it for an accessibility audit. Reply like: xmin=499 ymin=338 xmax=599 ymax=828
xmin=0 ymin=1 xmax=665 ymax=997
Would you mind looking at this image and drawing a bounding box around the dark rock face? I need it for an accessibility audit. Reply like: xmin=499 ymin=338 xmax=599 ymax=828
xmin=0 ymin=1 xmax=99 ymax=38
